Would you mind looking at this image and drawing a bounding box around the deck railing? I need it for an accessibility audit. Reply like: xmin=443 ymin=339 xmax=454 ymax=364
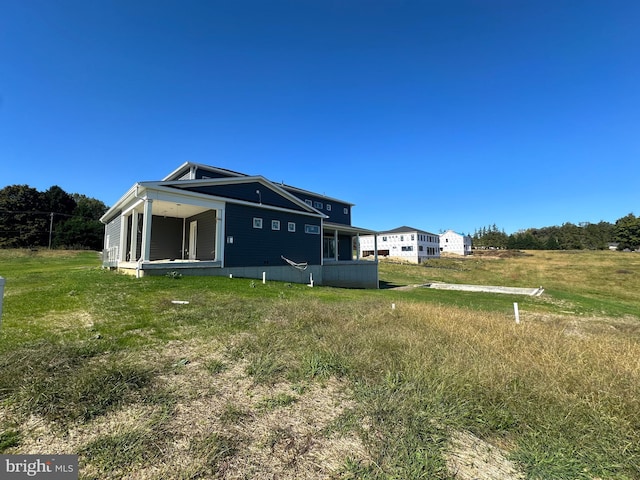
xmin=102 ymin=247 xmax=119 ymax=267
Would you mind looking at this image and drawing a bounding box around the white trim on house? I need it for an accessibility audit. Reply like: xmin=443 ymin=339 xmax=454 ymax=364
xmin=162 ymin=162 xmax=247 ymax=181
xmin=101 ymin=179 xmax=326 ymax=226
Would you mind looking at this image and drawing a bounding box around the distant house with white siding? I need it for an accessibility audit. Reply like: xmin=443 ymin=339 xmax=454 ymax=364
xmin=359 ymin=226 xmax=440 ymax=263
xmin=439 ymin=230 xmax=472 ymax=255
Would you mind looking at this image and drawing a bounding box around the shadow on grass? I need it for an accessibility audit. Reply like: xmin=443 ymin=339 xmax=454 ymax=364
xmin=378 ymin=280 xmax=406 ymax=290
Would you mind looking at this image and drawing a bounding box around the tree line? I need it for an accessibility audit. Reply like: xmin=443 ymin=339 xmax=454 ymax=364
xmin=0 ymin=184 xmax=108 ymax=250
xmin=2 ymin=182 xmax=639 ymax=253
xmin=472 ymin=214 xmax=640 ymax=251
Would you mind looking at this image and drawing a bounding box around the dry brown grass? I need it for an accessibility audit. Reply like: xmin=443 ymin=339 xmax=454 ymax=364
xmin=4 ymin=335 xmax=370 ymax=479
xmin=3 ymin=249 xmax=639 ymax=478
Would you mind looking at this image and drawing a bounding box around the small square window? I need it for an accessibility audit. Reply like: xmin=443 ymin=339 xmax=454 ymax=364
xmin=271 ymin=220 xmax=280 ymax=230
xmin=314 ymin=201 xmax=323 ymax=209
xmin=305 ymin=199 xmax=313 ymax=206
xmin=253 ymin=217 xmax=263 ymax=229
xmin=288 ymin=222 xmax=296 ymax=232
xmin=326 ymin=204 xmax=331 ymax=211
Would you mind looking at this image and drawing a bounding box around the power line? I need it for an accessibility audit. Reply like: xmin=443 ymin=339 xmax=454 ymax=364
xmin=0 ymin=209 xmax=102 ymax=220
xmin=0 ymin=209 xmax=73 ymax=217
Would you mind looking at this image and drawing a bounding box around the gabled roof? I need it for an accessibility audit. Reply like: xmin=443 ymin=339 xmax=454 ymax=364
xmin=100 ymin=175 xmax=326 ymax=224
xmin=102 ymin=162 xmax=358 ymax=224
xmin=380 ymin=226 xmax=438 ymax=235
xmin=163 ymin=162 xmax=247 ymax=181
xmin=155 ymin=175 xmax=324 ymax=215
xmin=440 ymin=229 xmax=471 ymax=237
xmin=278 ymin=183 xmax=355 ymax=207
xmin=164 ymin=162 xmax=354 ymax=206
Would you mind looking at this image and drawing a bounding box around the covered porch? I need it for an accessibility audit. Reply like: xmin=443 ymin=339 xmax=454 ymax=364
xmin=322 ymin=222 xmax=378 ymax=263
xmin=112 ymin=188 xmax=226 ymax=274
xmin=321 ymin=222 xmax=379 ymax=288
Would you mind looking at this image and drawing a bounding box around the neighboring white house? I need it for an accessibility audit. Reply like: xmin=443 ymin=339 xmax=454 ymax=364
xmin=359 ymin=226 xmax=440 ymax=263
xmin=439 ymin=230 xmax=472 ymax=255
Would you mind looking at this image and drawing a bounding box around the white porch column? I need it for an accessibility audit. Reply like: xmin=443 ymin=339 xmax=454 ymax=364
xmin=140 ymin=199 xmax=153 ymax=262
xmin=216 ymin=210 xmax=225 ymax=266
xmin=334 ymin=230 xmax=338 ymax=261
xmin=130 ymin=212 xmax=139 ymax=261
xmin=320 ymin=219 xmax=324 ymax=266
xmin=119 ymin=214 xmax=127 ymax=262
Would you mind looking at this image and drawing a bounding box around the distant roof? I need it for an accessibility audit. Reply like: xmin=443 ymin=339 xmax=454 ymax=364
xmin=380 ymin=226 xmax=437 ymax=235
xmin=440 ymin=229 xmax=471 ymax=237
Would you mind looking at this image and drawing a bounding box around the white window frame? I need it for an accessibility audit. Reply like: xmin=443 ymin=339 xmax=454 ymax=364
xmin=288 ymin=222 xmax=296 ymax=232
xmin=326 ymin=204 xmax=331 ymax=211
xmin=253 ymin=217 xmax=263 ymax=229
xmin=271 ymin=220 xmax=280 ymax=231
xmin=305 ymin=224 xmax=320 ymax=235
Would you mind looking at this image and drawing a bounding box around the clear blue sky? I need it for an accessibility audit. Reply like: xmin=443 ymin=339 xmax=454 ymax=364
xmin=1 ymin=0 xmax=638 ymax=235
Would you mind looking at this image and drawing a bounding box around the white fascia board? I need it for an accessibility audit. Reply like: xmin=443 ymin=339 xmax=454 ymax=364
xmin=276 ymin=183 xmax=355 ymax=207
xmin=162 ymin=162 xmax=192 ymax=181
xmin=100 ymin=183 xmax=141 ymax=224
xmin=162 ymin=162 xmax=248 ymax=181
xmin=147 ymin=183 xmax=325 ymax=219
xmin=323 ymin=222 xmax=377 ymax=235
xmin=157 ymin=176 xmax=322 ymax=216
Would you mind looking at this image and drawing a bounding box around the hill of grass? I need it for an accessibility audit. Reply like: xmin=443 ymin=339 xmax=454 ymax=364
xmin=1 ymin=249 xmax=638 ymax=479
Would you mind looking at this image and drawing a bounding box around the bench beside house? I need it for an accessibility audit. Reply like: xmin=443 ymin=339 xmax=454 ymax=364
xmin=100 ymin=162 xmax=378 ymax=288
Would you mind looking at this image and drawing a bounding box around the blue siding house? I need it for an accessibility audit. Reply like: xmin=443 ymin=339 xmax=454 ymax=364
xmin=100 ymin=162 xmax=378 ymax=288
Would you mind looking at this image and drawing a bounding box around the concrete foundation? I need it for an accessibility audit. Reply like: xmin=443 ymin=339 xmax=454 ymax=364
xmin=112 ymin=260 xmax=379 ymax=288
xmin=425 ymin=283 xmax=544 ymax=296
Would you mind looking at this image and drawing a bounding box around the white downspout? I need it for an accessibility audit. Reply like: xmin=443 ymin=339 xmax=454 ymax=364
xmin=374 ymin=233 xmax=379 ymax=263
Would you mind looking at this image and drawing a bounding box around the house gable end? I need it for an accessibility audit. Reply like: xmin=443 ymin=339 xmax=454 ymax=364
xmin=166 ymin=181 xmax=312 ymax=213
xmin=163 ymin=162 xmax=247 ymax=181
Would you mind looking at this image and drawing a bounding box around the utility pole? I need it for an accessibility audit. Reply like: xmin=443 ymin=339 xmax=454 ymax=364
xmin=48 ymin=212 xmax=54 ymax=249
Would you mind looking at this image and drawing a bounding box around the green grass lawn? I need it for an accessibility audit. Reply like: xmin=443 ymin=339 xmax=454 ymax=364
xmin=1 ymin=249 xmax=639 ymax=479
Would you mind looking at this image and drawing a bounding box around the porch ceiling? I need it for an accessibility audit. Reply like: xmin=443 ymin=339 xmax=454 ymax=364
xmin=152 ymin=200 xmax=208 ymax=219
xmin=324 ymin=222 xmax=376 ymax=236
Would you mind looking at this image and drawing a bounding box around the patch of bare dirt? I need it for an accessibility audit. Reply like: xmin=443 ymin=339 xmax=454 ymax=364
xmin=446 ymin=430 xmax=525 ymax=480
xmin=6 ymin=336 xmax=370 ymax=479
